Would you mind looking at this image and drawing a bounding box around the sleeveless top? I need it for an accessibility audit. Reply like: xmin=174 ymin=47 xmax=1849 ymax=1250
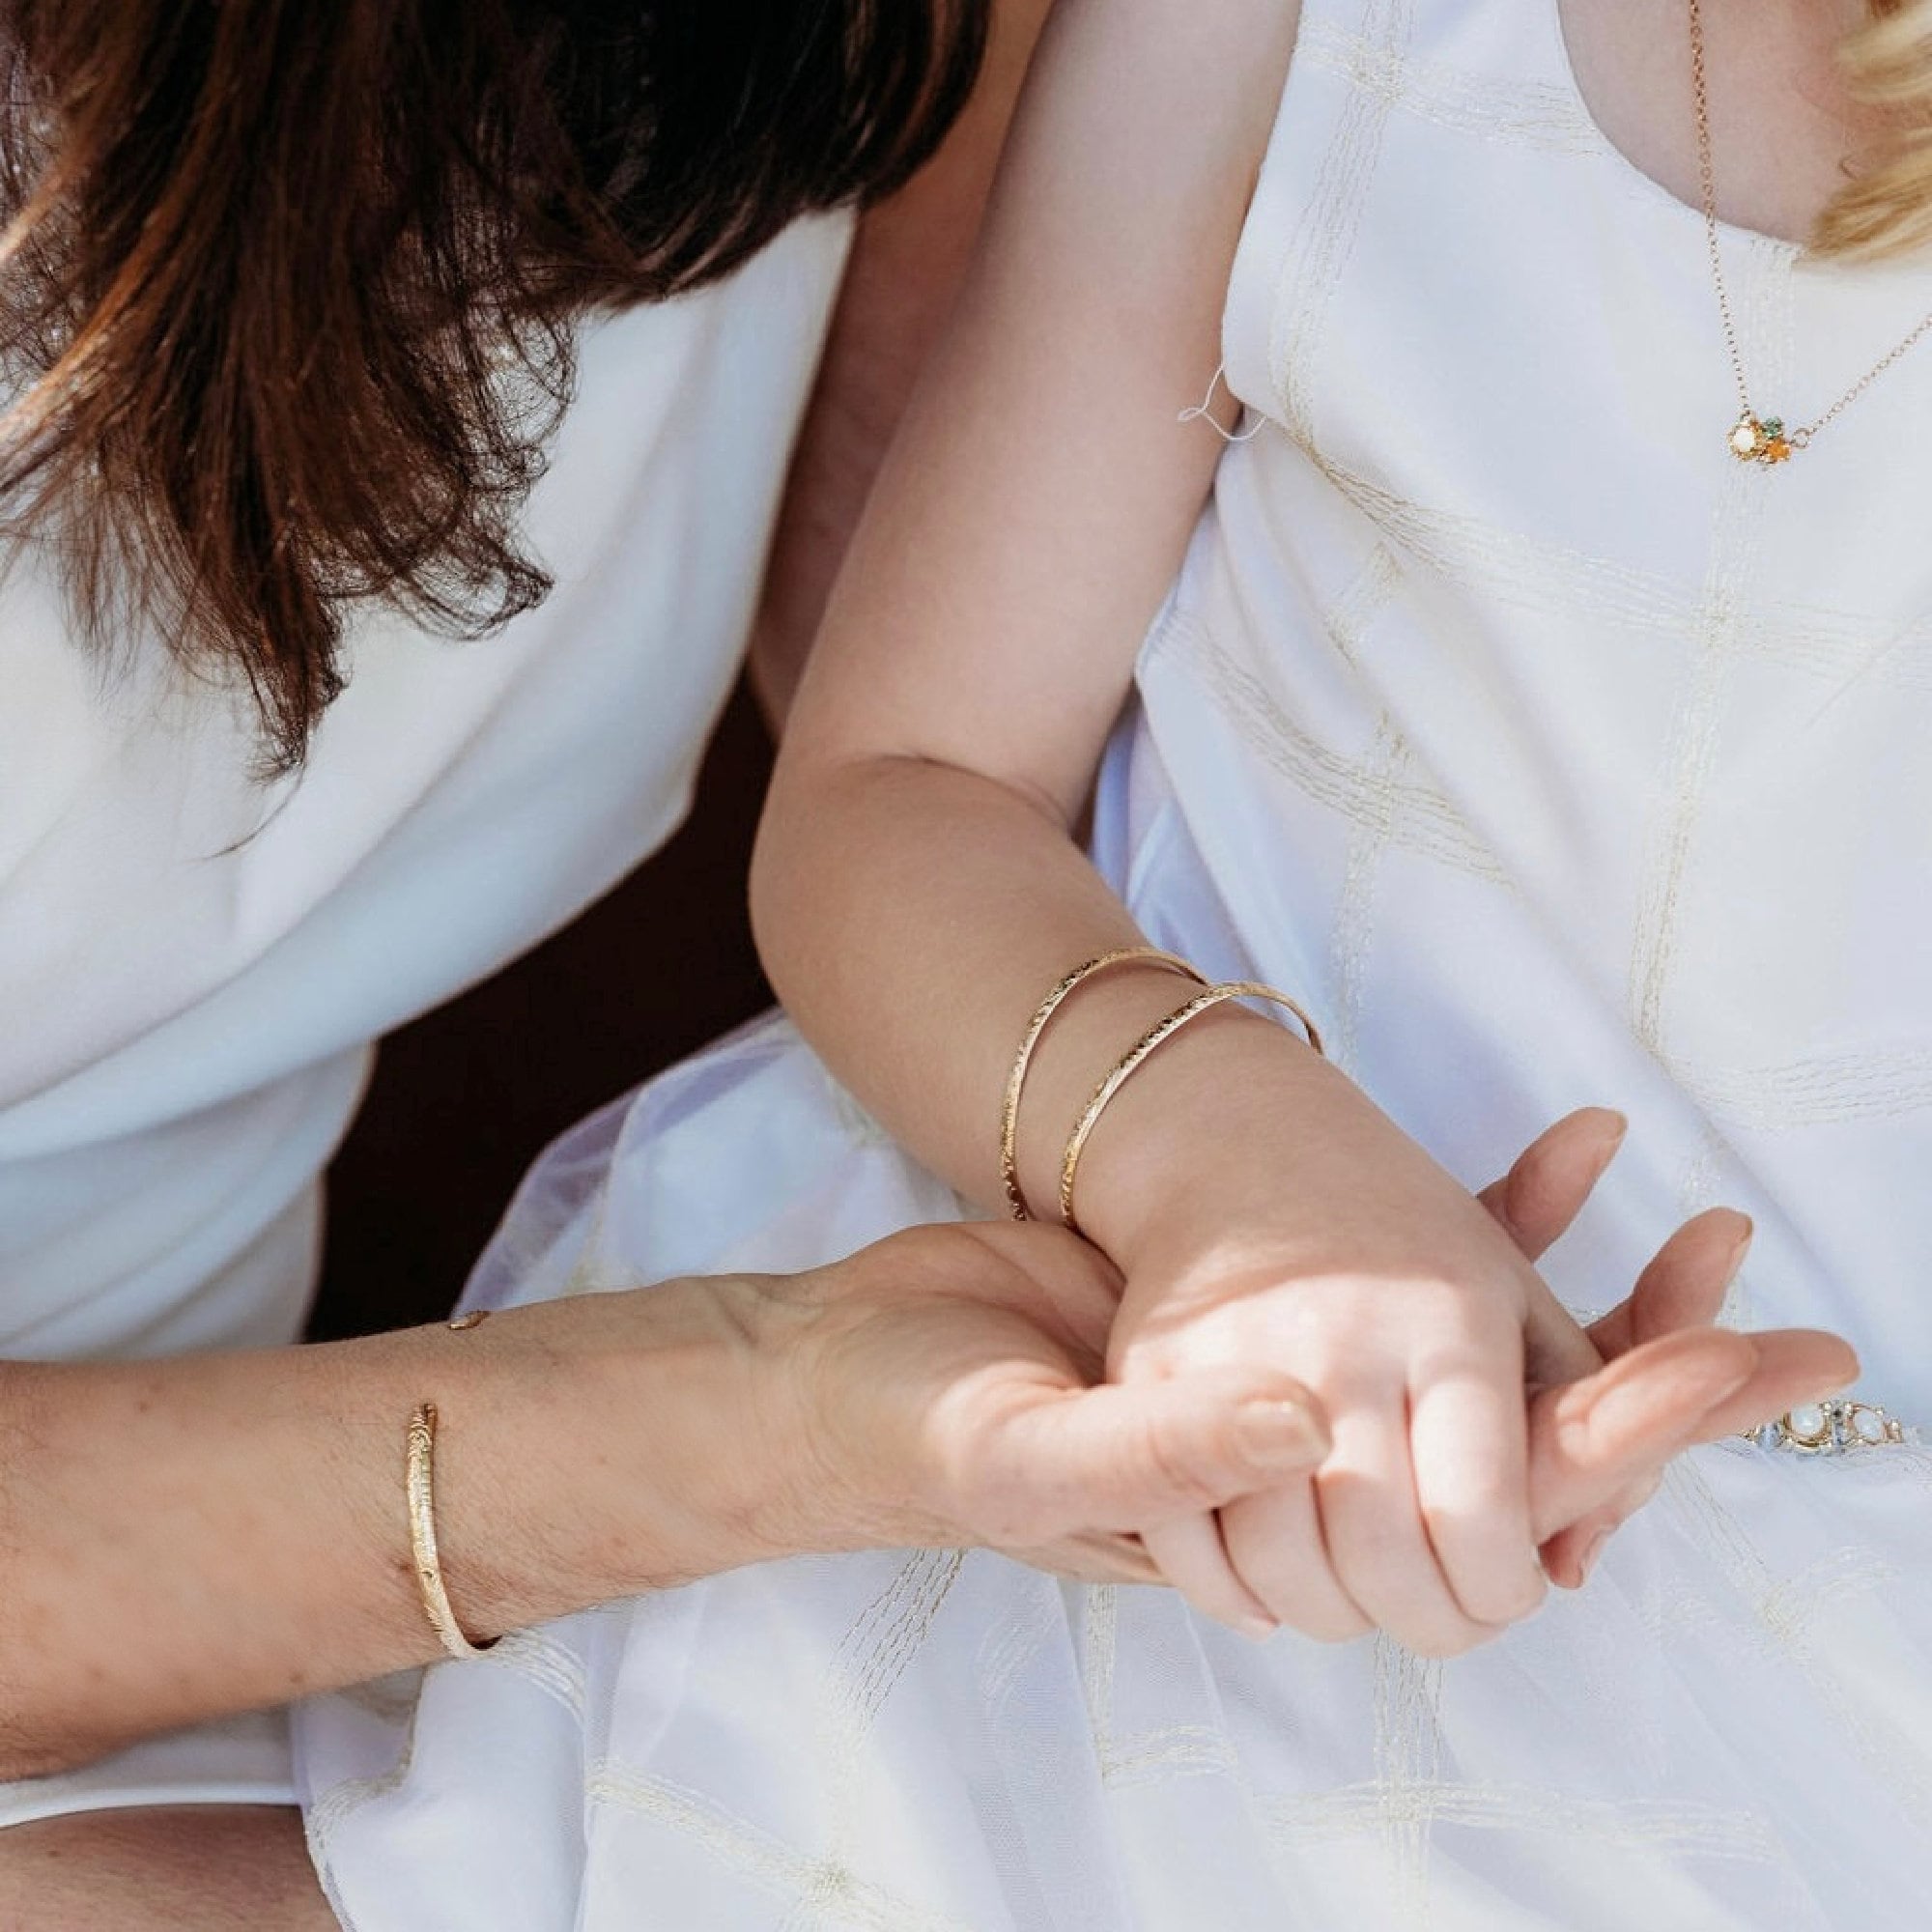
xmin=0 ymin=216 xmax=849 ymax=1361
xmin=1111 ymin=0 xmax=1932 ymax=1410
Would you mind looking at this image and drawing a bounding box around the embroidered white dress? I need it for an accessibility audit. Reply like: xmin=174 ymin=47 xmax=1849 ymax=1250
xmin=0 ymin=217 xmax=850 ymax=1831
xmin=297 ymin=4 xmax=1932 ymax=1923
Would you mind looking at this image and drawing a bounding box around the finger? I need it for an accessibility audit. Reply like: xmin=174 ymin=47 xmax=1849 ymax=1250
xmin=1520 ymin=1282 xmax=1604 ymax=1405
xmin=956 ymin=1366 xmax=1332 ymax=1550
xmin=1478 ymin=1108 xmax=1628 ymax=1263
xmin=1319 ymin=1406 xmax=1502 ymax=1659
xmin=1526 ymin=1326 xmax=1758 ymax=1541
xmin=1585 ymin=1208 xmax=1752 ymax=1360
xmin=1528 ymin=1204 xmax=1750 ymax=1398
xmin=1540 ymin=1490 xmax=1655 ymax=1592
xmin=1141 ymin=1511 xmax=1280 ymax=1640
xmin=1221 ymin=1479 xmax=1374 ymax=1643
xmin=1530 ymin=1212 xmax=1756 ymax=1585
xmin=1407 ymin=1358 xmax=1546 ymax=1627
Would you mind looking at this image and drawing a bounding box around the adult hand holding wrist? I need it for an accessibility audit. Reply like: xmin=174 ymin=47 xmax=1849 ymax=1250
xmin=756 ymin=1221 xmax=1331 ymax=1589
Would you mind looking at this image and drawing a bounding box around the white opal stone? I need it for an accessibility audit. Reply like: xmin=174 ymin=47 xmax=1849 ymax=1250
xmin=1787 ymin=1404 xmax=1830 ymax=1441
xmin=1854 ymin=1408 xmax=1888 ymax=1444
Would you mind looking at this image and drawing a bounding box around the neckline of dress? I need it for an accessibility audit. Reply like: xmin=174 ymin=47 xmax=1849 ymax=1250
xmin=1540 ymin=0 xmax=1932 ymax=308
xmin=1543 ymin=0 xmax=1806 ymax=256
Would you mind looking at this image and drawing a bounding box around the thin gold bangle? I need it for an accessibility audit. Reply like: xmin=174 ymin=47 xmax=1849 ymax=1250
xmin=1000 ymin=948 xmax=1208 ymax=1220
xmin=406 ymin=1401 xmax=499 ymax=1662
xmin=1058 ymin=980 xmax=1326 ymax=1236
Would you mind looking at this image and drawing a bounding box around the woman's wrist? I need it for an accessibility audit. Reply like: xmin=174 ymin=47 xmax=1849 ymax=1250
xmin=0 ymin=1280 xmax=822 ymax=1779
xmin=428 ymin=1278 xmax=807 ymax=1626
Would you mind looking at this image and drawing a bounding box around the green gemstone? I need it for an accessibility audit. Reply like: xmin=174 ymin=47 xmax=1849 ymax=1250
xmin=1761 ymin=417 xmax=1783 ymax=436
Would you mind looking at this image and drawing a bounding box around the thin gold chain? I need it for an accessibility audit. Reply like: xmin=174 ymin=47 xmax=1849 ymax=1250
xmin=1690 ymin=0 xmax=1932 ymax=454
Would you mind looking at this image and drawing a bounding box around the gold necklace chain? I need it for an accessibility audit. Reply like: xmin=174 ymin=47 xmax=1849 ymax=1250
xmin=1690 ymin=0 xmax=1932 ymax=463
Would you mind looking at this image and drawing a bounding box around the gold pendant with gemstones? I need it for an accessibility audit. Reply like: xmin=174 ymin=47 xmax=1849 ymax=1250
xmin=1729 ymin=413 xmax=1793 ymax=465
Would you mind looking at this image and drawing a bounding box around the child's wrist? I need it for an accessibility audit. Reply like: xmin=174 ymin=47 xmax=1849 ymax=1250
xmin=1066 ymin=1006 xmax=1334 ymax=1272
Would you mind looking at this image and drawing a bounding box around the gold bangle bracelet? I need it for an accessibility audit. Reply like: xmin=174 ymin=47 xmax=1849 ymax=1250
xmin=406 ymin=1401 xmax=499 ymax=1662
xmin=1058 ymin=980 xmax=1325 ymax=1236
xmin=1000 ymin=948 xmax=1208 ymax=1221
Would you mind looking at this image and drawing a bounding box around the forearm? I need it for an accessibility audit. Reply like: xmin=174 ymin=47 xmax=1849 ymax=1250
xmin=754 ymin=750 xmax=1332 ymax=1251
xmin=0 ymin=1280 xmax=786 ymax=1779
xmin=753 ymin=0 xmax=1304 ymax=1232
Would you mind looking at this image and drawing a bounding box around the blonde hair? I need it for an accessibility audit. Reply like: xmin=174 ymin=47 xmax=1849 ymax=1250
xmin=1814 ymin=0 xmax=1932 ymax=259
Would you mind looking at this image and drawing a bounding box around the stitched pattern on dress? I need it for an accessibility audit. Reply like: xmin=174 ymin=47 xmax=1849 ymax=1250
xmin=1170 ymin=609 xmax=1510 ymax=885
xmin=1269 ymin=0 xmax=1417 ymax=446
xmin=1296 ymin=18 xmax=1599 ymax=154
xmin=1672 ymin=1042 xmax=1932 ymax=1130
xmin=588 ymin=1760 xmax=978 ymax=1932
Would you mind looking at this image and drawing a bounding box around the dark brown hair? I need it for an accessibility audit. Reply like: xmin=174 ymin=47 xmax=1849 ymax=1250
xmin=0 ymin=0 xmax=986 ymax=771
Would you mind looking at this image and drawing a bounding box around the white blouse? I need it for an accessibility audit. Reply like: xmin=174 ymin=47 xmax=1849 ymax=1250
xmin=0 ymin=215 xmax=850 ymax=1363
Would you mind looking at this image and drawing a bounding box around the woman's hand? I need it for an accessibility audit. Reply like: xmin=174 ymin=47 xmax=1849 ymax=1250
xmin=761 ymin=1219 xmax=1331 ymax=1585
xmin=1482 ymin=1111 xmax=1856 ymax=1588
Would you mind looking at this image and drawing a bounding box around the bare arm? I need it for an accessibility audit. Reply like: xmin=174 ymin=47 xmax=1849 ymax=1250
xmin=0 ymin=1219 xmax=1351 ymax=1781
xmin=751 ymin=0 xmax=1855 ymax=1656
xmin=748 ymin=0 xmax=1056 ymax=725
xmin=753 ymin=0 xmax=1306 ymax=1238
xmin=0 ymin=1280 xmax=785 ymax=1778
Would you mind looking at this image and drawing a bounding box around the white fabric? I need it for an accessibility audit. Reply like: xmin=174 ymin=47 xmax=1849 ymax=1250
xmin=0 ymin=1713 xmax=298 ymax=1833
xmin=0 ymin=217 xmax=851 ymax=1825
xmin=298 ymin=2 xmax=1932 ymax=1923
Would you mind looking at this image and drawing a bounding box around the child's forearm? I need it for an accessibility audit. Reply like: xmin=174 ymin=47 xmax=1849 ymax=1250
xmin=750 ymin=0 xmax=1311 ymax=1255
xmin=753 ymin=747 xmax=1329 ymax=1254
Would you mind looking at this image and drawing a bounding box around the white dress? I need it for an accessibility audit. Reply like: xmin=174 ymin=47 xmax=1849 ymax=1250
xmin=297 ymin=2 xmax=1932 ymax=1923
xmin=0 ymin=217 xmax=851 ymax=1830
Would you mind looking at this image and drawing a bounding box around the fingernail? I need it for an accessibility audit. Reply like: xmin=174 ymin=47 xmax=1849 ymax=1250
xmin=1234 ymin=1612 xmax=1280 ymax=1644
xmin=1722 ymin=1216 xmax=1756 ymax=1285
xmin=1576 ymin=1113 xmax=1629 ymax=1191
xmin=1236 ymin=1397 xmax=1330 ymax=1469
xmin=1577 ymin=1528 xmax=1611 ymax=1585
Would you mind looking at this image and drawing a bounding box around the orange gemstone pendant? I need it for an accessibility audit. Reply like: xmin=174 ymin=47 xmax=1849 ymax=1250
xmin=1729 ymin=413 xmax=1794 ymax=465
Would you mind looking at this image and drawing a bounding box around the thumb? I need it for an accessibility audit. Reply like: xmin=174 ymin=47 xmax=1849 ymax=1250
xmin=961 ymin=1367 xmax=1331 ymax=1546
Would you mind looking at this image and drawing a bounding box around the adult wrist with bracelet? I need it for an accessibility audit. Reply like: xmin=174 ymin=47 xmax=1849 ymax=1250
xmin=0 ymin=1273 xmax=801 ymax=1778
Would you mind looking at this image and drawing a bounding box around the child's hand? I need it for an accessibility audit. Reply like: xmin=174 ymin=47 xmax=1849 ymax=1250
xmin=1076 ymin=1026 xmax=1853 ymax=1654
xmin=1095 ymin=1040 xmax=1596 ymax=1653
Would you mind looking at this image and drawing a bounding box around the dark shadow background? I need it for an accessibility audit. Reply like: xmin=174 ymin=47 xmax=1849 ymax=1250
xmin=309 ymin=678 xmax=776 ymax=1342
